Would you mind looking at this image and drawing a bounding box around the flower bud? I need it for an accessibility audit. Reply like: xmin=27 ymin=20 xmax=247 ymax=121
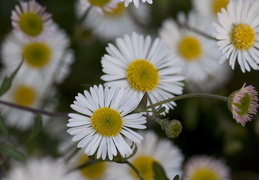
xmin=164 ymin=120 xmax=182 ymax=139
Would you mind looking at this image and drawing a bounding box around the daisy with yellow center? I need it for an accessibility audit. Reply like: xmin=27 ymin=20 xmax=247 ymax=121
xmin=193 ymin=0 xmax=230 ymax=19
xmin=159 ymin=12 xmax=222 ymax=85
xmin=1 ymin=24 xmax=72 ymax=85
xmin=11 ymin=0 xmax=52 ymax=40
xmin=212 ymin=0 xmax=259 ymax=72
xmin=76 ymin=1 xmax=150 ymax=41
xmin=183 ymin=156 xmax=230 ymax=180
xmin=121 ymin=0 xmax=153 ymax=7
xmin=105 ymin=131 xmax=183 ymax=180
xmin=101 ymin=32 xmax=185 ymax=115
xmin=67 ymin=85 xmax=146 ymax=160
xmin=78 ymin=0 xmax=121 ymax=15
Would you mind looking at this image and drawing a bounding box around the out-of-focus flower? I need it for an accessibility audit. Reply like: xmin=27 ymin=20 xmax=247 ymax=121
xmin=159 ymin=11 xmax=222 ymax=84
xmin=75 ymin=1 xmax=150 ymax=41
xmin=4 ymin=157 xmax=83 ymax=180
xmin=183 ymin=155 xmax=230 ymax=180
xmin=101 ymin=32 xmax=185 ymax=115
xmin=106 ymin=131 xmax=184 ymax=180
xmin=212 ymin=0 xmax=259 ymax=72
xmin=228 ymin=84 xmax=259 ymax=126
xmin=67 ymin=85 xmax=146 ymax=160
xmin=121 ymin=0 xmax=153 ymax=8
xmin=11 ymin=0 xmax=53 ymax=40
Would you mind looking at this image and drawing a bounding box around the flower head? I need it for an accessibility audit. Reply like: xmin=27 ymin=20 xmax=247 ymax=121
xmin=212 ymin=0 xmax=259 ymax=72
xmin=78 ymin=0 xmax=121 ymax=14
xmin=228 ymin=84 xmax=259 ymax=126
xmin=67 ymin=85 xmax=146 ymax=160
xmin=11 ymin=0 xmax=53 ymax=40
xmin=183 ymin=155 xmax=230 ymax=180
xmin=101 ymin=32 xmax=185 ymax=115
xmin=121 ymin=0 xmax=153 ymax=7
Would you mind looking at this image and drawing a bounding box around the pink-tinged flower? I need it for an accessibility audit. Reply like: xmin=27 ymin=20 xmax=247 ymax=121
xmin=228 ymin=84 xmax=259 ymax=126
xmin=11 ymin=0 xmax=53 ymax=40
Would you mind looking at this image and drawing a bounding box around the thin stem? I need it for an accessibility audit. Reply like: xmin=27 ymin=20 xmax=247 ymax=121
xmin=145 ymin=93 xmax=228 ymax=110
xmin=125 ymin=160 xmax=144 ymax=180
xmin=0 ymin=100 xmax=68 ymax=118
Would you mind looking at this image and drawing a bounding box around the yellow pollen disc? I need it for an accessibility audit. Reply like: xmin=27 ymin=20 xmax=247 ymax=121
xmin=131 ymin=156 xmax=157 ymax=180
xmin=212 ymin=0 xmax=229 ymax=15
xmin=18 ymin=12 xmax=44 ymax=37
xmin=91 ymin=107 xmax=123 ymax=136
xmin=126 ymin=59 xmax=159 ymax=92
xmin=88 ymin=0 xmax=111 ymax=6
xmin=104 ymin=2 xmax=125 ymax=16
xmin=23 ymin=42 xmax=51 ymax=68
xmin=231 ymin=24 xmax=255 ymax=50
xmin=13 ymin=85 xmax=36 ymax=106
xmin=78 ymin=155 xmax=107 ymax=179
xmin=178 ymin=36 xmax=202 ymax=61
xmin=191 ymin=168 xmax=219 ymax=180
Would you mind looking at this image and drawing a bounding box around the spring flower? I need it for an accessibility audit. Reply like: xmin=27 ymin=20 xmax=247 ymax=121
xmin=212 ymin=0 xmax=259 ymax=72
xmin=183 ymin=155 xmax=230 ymax=180
xmin=1 ymin=24 xmax=72 ymax=85
xmin=67 ymin=85 xmax=146 ymax=160
xmin=121 ymin=0 xmax=153 ymax=8
xmin=106 ymin=131 xmax=184 ymax=180
xmin=11 ymin=0 xmax=53 ymax=40
xmin=101 ymin=32 xmax=185 ymax=115
xmin=4 ymin=157 xmax=83 ymax=180
xmin=159 ymin=11 xmax=222 ymax=84
xmin=193 ymin=0 xmax=230 ymax=19
xmin=228 ymin=84 xmax=259 ymax=126
xmin=75 ymin=1 xmax=150 ymax=41
xmin=77 ymin=0 xmax=121 ymax=15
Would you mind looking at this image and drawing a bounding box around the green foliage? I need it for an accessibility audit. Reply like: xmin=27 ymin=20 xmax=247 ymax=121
xmin=0 ymin=143 xmax=26 ymax=163
xmin=29 ymin=114 xmax=43 ymax=140
xmin=153 ymin=161 xmax=169 ymax=180
xmin=0 ymin=114 xmax=8 ymax=136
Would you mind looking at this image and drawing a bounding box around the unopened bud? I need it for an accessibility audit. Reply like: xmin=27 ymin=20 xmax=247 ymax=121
xmin=164 ymin=120 xmax=182 ymax=139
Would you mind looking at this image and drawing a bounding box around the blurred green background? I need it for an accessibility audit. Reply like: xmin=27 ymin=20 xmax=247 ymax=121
xmin=0 ymin=0 xmax=259 ymax=179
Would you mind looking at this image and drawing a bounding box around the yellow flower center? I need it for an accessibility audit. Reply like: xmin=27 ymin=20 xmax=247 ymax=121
xmin=104 ymin=2 xmax=125 ymax=16
xmin=13 ymin=85 xmax=36 ymax=106
xmin=212 ymin=0 xmax=229 ymax=15
xmin=23 ymin=42 xmax=51 ymax=68
xmin=178 ymin=36 xmax=202 ymax=61
xmin=91 ymin=107 xmax=123 ymax=136
xmin=126 ymin=59 xmax=159 ymax=92
xmin=88 ymin=0 xmax=111 ymax=6
xmin=190 ymin=168 xmax=219 ymax=180
xmin=78 ymin=155 xmax=107 ymax=179
xmin=231 ymin=24 xmax=256 ymax=50
xmin=18 ymin=12 xmax=44 ymax=37
xmin=131 ymin=156 xmax=157 ymax=180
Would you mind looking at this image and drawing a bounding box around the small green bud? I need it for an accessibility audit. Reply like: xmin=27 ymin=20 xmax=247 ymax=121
xmin=164 ymin=120 xmax=182 ymax=139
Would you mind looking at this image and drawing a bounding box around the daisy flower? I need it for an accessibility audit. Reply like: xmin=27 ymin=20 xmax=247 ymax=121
xmin=67 ymin=85 xmax=146 ymax=160
xmin=0 ymin=72 xmax=50 ymax=130
xmin=212 ymin=0 xmax=259 ymax=72
xmin=183 ymin=155 xmax=230 ymax=180
xmin=76 ymin=1 xmax=150 ymax=41
xmin=105 ymin=131 xmax=184 ymax=180
xmin=77 ymin=0 xmax=121 ymax=15
xmin=193 ymin=0 xmax=230 ymax=19
xmin=101 ymin=32 xmax=185 ymax=115
xmin=228 ymin=83 xmax=259 ymax=126
xmin=4 ymin=157 xmax=83 ymax=180
xmin=1 ymin=24 xmax=71 ymax=86
xmin=11 ymin=0 xmax=53 ymax=40
xmin=159 ymin=12 xmax=221 ymax=84
xmin=121 ymin=0 xmax=153 ymax=8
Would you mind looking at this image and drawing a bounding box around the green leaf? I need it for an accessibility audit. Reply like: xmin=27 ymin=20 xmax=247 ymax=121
xmin=0 ymin=143 xmax=26 ymax=162
xmin=0 ymin=115 xmax=8 ymax=136
xmin=173 ymin=175 xmax=180 ymax=180
xmin=134 ymin=93 xmax=148 ymax=112
xmin=153 ymin=161 xmax=169 ymax=180
xmin=29 ymin=114 xmax=42 ymax=140
xmin=0 ymin=59 xmax=23 ymax=96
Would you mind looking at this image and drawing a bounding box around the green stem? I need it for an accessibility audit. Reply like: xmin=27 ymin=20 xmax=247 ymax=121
xmin=145 ymin=93 xmax=228 ymax=110
xmin=125 ymin=160 xmax=144 ymax=180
